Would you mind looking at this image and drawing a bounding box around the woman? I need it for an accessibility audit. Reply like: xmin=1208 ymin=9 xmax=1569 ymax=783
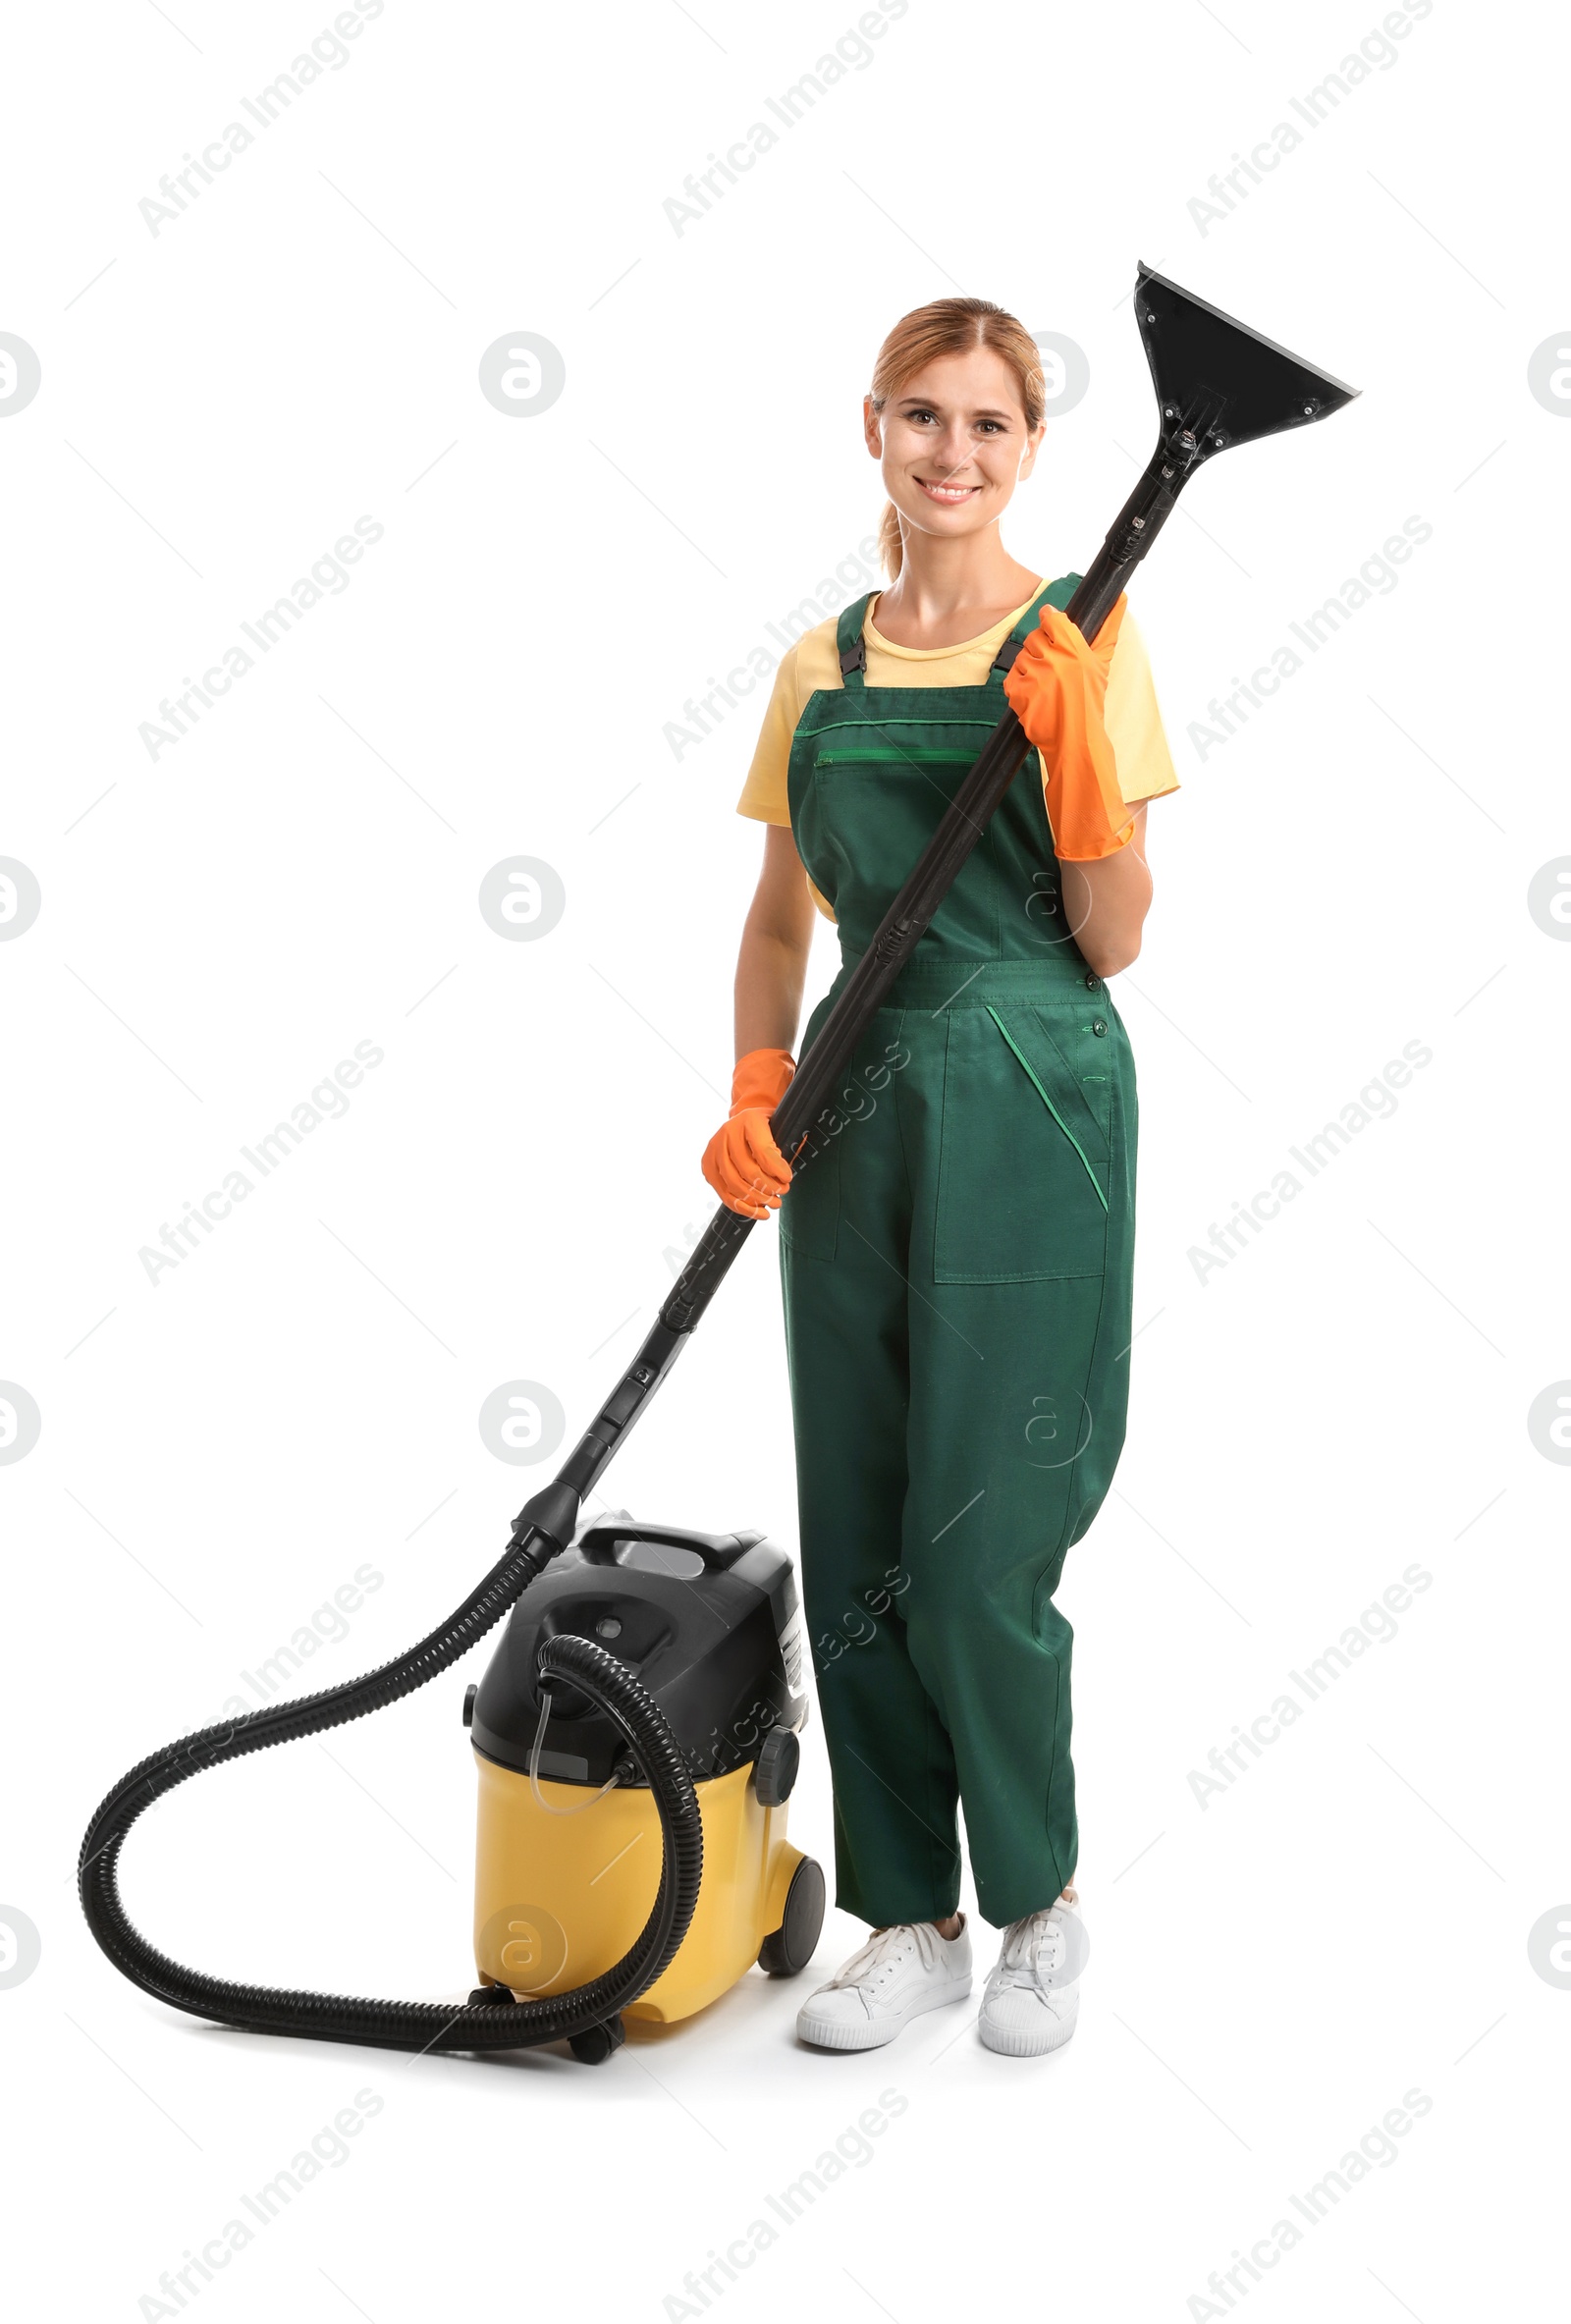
xmin=702 ymin=297 xmax=1177 ymax=2057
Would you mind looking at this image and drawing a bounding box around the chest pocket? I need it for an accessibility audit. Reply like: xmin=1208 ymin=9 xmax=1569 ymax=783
xmin=791 ymin=717 xmax=1006 ymax=960
xmin=933 ymin=1004 xmax=1116 ymax=1283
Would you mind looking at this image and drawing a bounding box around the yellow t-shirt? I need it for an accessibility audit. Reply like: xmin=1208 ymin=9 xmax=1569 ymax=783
xmin=737 ymin=584 xmax=1178 ymax=922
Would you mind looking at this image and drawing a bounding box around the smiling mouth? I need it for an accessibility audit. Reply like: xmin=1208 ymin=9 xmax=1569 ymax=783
xmin=915 ymin=477 xmax=981 ymax=504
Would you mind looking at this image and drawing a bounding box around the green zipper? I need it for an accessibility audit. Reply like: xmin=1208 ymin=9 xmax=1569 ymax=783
xmin=815 ymin=749 xmax=985 ymax=768
xmin=984 ymin=1005 xmax=1109 ymax=1212
xmin=810 ymin=717 xmax=999 ymax=739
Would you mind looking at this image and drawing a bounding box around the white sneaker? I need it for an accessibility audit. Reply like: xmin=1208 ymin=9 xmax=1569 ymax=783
xmin=978 ymin=1892 xmax=1086 ymax=2057
xmin=796 ymin=1917 xmax=972 ymax=2052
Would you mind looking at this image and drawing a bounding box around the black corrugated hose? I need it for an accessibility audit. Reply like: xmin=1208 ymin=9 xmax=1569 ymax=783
xmin=77 ymin=1525 xmax=705 ymax=2055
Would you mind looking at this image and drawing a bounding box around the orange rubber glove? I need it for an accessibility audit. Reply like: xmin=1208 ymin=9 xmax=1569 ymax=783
xmin=1002 ymin=592 xmax=1134 ymax=861
xmin=701 ymin=1046 xmax=795 ymax=1219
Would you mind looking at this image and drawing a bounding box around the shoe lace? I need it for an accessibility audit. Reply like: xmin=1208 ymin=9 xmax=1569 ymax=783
xmin=999 ymin=1906 xmax=1066 ymax=1984
xmin=826 ymin=1922 xmax=923 ymax=1990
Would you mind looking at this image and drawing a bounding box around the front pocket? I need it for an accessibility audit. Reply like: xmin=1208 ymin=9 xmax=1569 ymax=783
xmin=777 ymin=1122 xmax=841 ymax=1262
xmin=933 ymin=1005 xmax=1113 ymax=1283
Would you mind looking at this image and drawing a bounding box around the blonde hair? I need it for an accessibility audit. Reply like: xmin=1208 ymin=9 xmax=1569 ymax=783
xmin=868 ymin=297 xmax=1046 ymax=578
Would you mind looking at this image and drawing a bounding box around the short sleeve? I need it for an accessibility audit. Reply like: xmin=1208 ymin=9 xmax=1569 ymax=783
xmin=735 ymin=647 xmax=803 ymax=826
xmin=733 ymin=642 xmax=837 ymax=922
xmin=1104 ymin=609 xmax=1179 ymax=804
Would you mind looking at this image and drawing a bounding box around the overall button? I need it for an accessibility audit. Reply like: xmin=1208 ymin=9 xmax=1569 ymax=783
xmin=1092 ymin=1018 xmax=1107 ymax=1037
xmin=1084 ymin=971 xmax=1101 ymax=990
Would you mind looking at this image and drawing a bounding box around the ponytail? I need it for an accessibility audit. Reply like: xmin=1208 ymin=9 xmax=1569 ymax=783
xmin=878 ymin=501 xmax=904 ymax=579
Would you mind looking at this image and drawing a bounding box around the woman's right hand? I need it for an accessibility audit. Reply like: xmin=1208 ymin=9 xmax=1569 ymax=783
xmin=702 ymin=1047 xmax=796 ymax=1218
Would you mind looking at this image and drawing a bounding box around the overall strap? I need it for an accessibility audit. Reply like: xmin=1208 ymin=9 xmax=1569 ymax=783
xmin=838 ymin=571 xmax=1084 ymax=688
xmin=987 ymin=570 xmax=1084 ymax=678
xmin=836 ymin=594 xmax=873 ymax=687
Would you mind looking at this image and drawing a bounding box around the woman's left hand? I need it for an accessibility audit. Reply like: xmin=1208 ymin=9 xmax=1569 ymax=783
xmin=1003 ymin=593 xmax=1134 ymax=862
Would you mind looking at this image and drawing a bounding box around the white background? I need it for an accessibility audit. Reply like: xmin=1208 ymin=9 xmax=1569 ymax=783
xmin=3 ymin=2 xmax=1566 ymax=2318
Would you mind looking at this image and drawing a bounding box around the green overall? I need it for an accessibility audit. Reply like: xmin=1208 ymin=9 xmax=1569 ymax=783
xmin=778 ymin=575 xmax=1139 ymax=1930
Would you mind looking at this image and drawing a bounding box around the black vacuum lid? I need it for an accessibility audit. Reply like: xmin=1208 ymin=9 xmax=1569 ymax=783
xmin=468 ymin=1513 xmax=807 ymax=1786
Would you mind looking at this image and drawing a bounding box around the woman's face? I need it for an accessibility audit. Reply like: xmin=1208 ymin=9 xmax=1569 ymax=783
xmin=864 ymin=346 xmax=1044 ymax=553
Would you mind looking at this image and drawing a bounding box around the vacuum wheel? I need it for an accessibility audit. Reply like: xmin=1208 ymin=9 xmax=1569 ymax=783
xmin=758 ymin=1856 xmax=826 ymax=1978
xmin=569 ymin=2015 xmax=626 ymax=2066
